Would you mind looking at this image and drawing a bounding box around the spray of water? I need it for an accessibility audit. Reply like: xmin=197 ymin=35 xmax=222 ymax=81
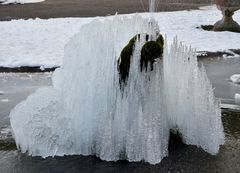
xmin=149 ymin=0 xmax=156 ymax=40
xmin=149 ymin=0 xmax=156 ymax=13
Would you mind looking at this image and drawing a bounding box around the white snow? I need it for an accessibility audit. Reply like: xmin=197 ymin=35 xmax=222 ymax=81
xmin=40 ymin=66 xmax=45 ymax=71
xmin=10 ymin=15 xmax=224 ymax=164
xmin=0 ymin=5 xmax=239 ymax=68
xmin=0 ymin=90 xmax=4 ymax=95
xmin=0 ymin=18 xmax=91 ymax=68
xmin=223 ymin=50 xmax=240 ymax=59
xmin=235 ymin=93 xmax=240 ymax=104
xmin=230 ymin=74 xmax=240 ymax=84
xmin=0 ymin=0 xmax=44 ymax=4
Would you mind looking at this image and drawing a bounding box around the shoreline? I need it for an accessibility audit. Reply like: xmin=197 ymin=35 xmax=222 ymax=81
xmin=0 ymin=50 xmax=239 ymax=73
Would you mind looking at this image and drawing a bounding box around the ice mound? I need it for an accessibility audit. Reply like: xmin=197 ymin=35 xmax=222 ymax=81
xmin=10 ymin=15 xmax=224 ymax=164
xmin=230 ymin=74 xmax=240 ymax=84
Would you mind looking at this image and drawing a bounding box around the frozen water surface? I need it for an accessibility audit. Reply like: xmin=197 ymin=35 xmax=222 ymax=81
xmin=10 ymin=15 xmax=224 ymax=164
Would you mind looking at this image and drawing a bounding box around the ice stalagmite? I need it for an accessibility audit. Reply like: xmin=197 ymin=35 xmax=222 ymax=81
xmin=10 ymin=15 xmax=224 ymax=165
xmin=164 ymin=39 xmax=224 ymax=154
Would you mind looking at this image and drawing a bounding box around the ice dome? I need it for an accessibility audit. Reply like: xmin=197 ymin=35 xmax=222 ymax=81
xmin=10 ymin=15 xmax=224 ymax=164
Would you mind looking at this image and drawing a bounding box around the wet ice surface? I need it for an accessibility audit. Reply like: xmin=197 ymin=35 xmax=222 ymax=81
xmin=0 ymin=73 xmax=52 ymax=128
xmin=199 ymin=57 xmax=240 ymax=105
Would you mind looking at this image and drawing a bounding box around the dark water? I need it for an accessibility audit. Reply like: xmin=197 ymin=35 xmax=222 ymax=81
xmin=0 ymin=110 xmax=239 ymax=173
xmin=200 ymin=56 xmax=240 ymax=105
xmin=0 ymin=56 xmax=239 ymax=173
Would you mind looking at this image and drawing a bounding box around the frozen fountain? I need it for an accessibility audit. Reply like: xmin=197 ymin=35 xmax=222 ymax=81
xmin=10 ymin=2 xmax=224 ymax=165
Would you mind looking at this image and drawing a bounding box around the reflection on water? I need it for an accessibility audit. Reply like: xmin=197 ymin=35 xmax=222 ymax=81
xmin=0 ymin=110 xmax=239 ymax=173
xmin=222 ymin=109 xmax=240 ymax=139
xmin=200 ymin=56 xmax=240 ymax=104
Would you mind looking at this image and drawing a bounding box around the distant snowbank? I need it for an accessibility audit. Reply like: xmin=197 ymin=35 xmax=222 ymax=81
xmin=0 ymin=0 xmax=44 ymax=4
xmin=0 ymin=5 xmax=239 ymax=68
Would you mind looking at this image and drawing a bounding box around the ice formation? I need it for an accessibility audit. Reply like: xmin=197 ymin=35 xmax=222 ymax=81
xmin=230 ymin=74 xmax=240 ymax=84
xmin=235 ymin=93 xmax=240 ymax=104
xmin=10 ymin=15 xmax=224 ymax=164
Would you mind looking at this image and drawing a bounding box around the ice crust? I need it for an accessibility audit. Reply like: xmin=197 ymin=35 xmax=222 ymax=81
xmin=10 ymin=15 xmax=224 ymax=164
xmin=230 ymin=74 xmax=240 ymax=84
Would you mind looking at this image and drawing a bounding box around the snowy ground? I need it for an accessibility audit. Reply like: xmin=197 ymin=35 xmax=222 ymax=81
xmin=0 ymin=0 xmax=44 ymax=5
xmin=0 ymin=5 xmax=239 ymax=68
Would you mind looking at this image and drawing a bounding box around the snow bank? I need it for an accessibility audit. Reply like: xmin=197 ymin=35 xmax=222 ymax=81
xmin=0 ymin=0 xmax=44 ymax=4
xmin=0 ymin=5 xmax=239 ymax=68
xmin=0 ymin=18 xmax=91 ymax=68
xmin=230 ymin=74 xmax=240 ymax=84
xmin=10 ymin=15 xmax=224 ymax=164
